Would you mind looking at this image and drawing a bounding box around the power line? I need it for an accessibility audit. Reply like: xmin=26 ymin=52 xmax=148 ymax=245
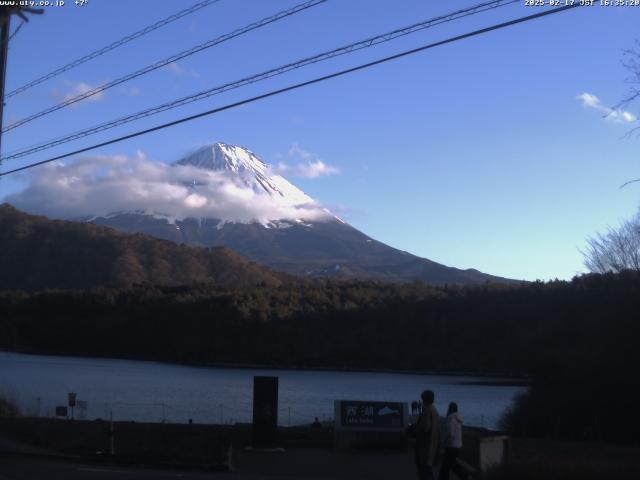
xmin=4 ymin=0 xmax=223 ymax=99
xmin=2 ymin=0 xmax=327 ymax=133
xmin=0 ymin=4 xmax=580 ymax=178
xmin=2 ymin=0 xmax=519 ymax=162
xmin=8 ymin=19 xmax=24 ymax=42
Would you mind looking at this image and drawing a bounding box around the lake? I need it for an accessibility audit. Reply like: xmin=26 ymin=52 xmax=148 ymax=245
xmin=0 ymin=352 xmax=526 ymax=429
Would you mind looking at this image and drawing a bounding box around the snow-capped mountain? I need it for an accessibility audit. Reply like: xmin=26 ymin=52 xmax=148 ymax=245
xmin=89 ymin=142 xmax=512 ymax=285
xmin=176 ymin=142 xmax=314 ymax=207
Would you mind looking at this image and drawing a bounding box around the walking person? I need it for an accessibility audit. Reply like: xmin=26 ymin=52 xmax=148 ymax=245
xmin=438 ymin=402 xmax=470 ymax=480
xmin=407 ymin=390 xmax=441 ymax=480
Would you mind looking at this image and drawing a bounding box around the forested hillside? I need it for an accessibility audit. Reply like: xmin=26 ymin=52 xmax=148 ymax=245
xmin=0 ymin=204 xmax=283 ymax=289
xmin=1 ymin=272 xmax=638 ymax=376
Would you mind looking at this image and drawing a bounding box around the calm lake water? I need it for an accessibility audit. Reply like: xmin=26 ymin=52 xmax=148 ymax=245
xmin=0 ymin=352 xmax=526 ymax=429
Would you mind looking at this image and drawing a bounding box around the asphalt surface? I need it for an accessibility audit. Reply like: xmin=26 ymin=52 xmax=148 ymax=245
xmin=1 ymin=434 xmax=473 ymax=479
xmin=0 ymin=449 xmax=470 ymax=480
xmin=0 ymin=455 xmax=226 ymax=480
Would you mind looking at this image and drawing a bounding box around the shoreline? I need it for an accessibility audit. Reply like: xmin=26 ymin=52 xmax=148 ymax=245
xmin=0 ymin=348 xmax=531 ymax=382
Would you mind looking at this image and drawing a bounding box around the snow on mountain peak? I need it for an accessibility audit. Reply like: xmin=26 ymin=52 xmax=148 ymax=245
xmin=175 ymin=142 xmax=314 ymax=207
xmin=176 ymin=142 xmax=266 ymax=174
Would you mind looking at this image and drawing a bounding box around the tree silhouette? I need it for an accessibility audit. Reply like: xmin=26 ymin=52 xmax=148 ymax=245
xmin=583 ymin=214 xmax=640 ymax=273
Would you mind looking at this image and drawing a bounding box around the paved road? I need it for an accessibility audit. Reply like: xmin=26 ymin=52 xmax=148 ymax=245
xmin=0 ymin=455 xmax=227 ymax=480
xmin=1 ymin=449 xmax=470 ymax=480
xmin=1 ymin=431 xmax=474 ymax=480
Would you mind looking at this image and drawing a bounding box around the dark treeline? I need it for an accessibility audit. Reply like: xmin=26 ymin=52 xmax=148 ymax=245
xmin=1 ymin=271 xmax=639 ymax=443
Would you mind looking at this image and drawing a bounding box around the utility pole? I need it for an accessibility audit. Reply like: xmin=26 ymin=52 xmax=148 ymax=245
xmin=0 ymin=7 xmax=43 ymax=157
xmin=0 ymin=11 xmax=11 ymax=156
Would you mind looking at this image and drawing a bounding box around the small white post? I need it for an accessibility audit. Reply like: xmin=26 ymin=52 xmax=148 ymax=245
xmin=109 ymin=411 xmax=114 ymax=456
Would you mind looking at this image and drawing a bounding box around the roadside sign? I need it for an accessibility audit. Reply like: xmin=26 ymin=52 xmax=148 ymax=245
xmin=335 ymin=400 xmax=407 ymax=430
xmin=68 ymin=392 xmax=76 ymax=407
xmin=55 ymin=406 xmax=68 ymax=417
xmin=334 ymin=400 xmax=408 ymax=451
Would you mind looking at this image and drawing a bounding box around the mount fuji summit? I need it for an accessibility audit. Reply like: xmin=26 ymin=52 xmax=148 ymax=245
xmin=175 ymin=142 xmax=315 ymax=208
xmin=90 ymin=142 xmax=510 ymax=284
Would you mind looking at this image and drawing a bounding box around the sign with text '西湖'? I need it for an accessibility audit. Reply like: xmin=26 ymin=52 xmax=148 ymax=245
xmin=335 ymin=400 xmax=407 ymax=431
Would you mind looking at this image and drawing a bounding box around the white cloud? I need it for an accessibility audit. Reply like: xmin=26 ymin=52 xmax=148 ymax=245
xmin=578 ymin=92 xmax=600 ymax=108
xmin=117 ymin=86 xmax=141 ymax=97
xmin=607 ymin=110 xmax=637 ymax=123
xmin=276 ymin=160 xmax=340 ymax=178
xmin=288 ymin=143 xmax=314 ymax=161
xmin=6 ymin=155 xmax=331 ymax=224
xmin=165 ymin=61 xmax=185 ymax=75
xmin=55 ymin=80 xmax=105 ymax=104
xmin=273 ymin=143 xmax=340 ymax=178
xmin=164 ymin=61 xmax=200 ymax=79
xmin=577 ymin=92 xmax=637 ymax=123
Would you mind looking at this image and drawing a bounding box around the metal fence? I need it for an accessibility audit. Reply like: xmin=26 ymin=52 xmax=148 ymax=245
xmin=13 ymin=395 xmax=331 ymax=427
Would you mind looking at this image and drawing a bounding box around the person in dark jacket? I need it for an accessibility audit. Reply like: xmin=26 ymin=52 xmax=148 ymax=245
xmin=407 ymin=390 xmax=441 ymax=480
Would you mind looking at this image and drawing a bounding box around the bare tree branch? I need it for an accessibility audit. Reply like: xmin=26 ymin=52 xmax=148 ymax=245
xmin=583 ymin=215 xmax=640 ymax=273
xmin=620 ymin=178 xmax=640 ymax=189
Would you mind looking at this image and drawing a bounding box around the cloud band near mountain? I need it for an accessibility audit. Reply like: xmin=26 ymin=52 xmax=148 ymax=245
xmin=6 ymin=154 xmax=331 ymax=224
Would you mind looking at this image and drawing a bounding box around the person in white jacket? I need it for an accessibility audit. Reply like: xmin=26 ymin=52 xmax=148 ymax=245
xmin=438 ymin=402 xmax=470 ymax=480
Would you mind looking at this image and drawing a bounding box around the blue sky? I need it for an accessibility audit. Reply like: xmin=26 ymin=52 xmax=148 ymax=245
xmin=1 ymin=0 xmax=639 ymax=281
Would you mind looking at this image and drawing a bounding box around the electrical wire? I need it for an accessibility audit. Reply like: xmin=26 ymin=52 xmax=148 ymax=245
xmin=0 ymin=4 xmax=581 ymax=178
xmin=2 ymin=0 xmax=327 ymax=133
xmin=1 ymin=0 xmax=519 ymax=162
xmin=9 ymin=19 xmax=25 ymax=42
xmin=4 ymin=0 xmax=224 ymax=99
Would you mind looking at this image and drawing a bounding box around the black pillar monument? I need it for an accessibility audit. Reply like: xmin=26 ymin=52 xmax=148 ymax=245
xmin=252 ymin=376 xmax=278 ymax=448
